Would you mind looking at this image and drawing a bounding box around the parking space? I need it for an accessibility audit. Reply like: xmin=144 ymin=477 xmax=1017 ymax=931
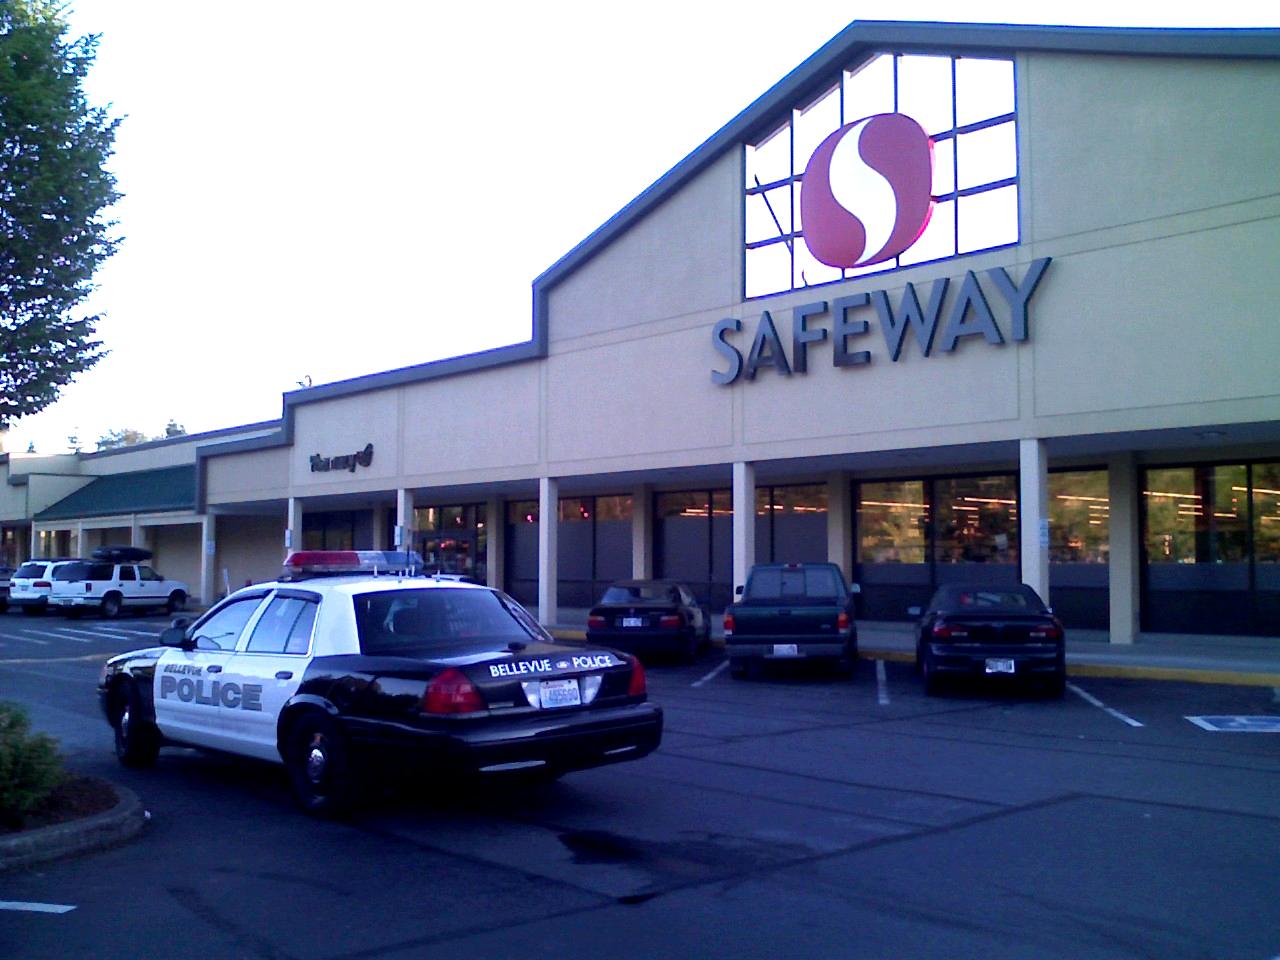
xmin=1 ymin=624 xmax=1277 ymax=959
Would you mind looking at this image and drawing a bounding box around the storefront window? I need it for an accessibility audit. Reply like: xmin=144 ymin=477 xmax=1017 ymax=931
xmin=1049 ymin=471 xmax=1108 ymax=563
xmin=933 ymin=475 xmax=1017 ymax=565
xmin=415 ymin=504 xmax=485 ymax=580
xmin=858 ymin=480 xmax=928 ymax=564
xmin=1253 ymin=463 xmax=1280 ymax=565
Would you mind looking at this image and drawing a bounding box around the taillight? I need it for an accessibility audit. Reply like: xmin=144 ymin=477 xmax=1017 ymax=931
xmin=723 ymin=613 xmax=735 ymax=636
xmin=837 ymin=612 xmax=850 ymax=631
xmin=587 ymin=614 xmax=606 ymax=630
xmin=34 ymin=581 xmax=51 ymax=589
xmin=422 ymin=668 xmax=485 ymax=714
xmin=1030 ymin=623 xmax=1063 ymax=642
xmin=932 ymin=623 xmax=969 ymax=640
xmin=627 ymin=657 xmax=646 ymax=697
xmin=658 ymin=613 xmax=683 ymax=629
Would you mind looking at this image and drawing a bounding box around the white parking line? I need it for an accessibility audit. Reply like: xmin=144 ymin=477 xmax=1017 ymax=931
xmin=17 ymin=629 xmax=91 ymax=642
xmin=0 ymin=901 xmax=76 ymax=914
xmin=1067 ymin=682 xmax=1144 ymax=728
xmin=4 ymin=634 xmax=50 ymax=645
xmin=692 ymin=661 xmax=730 ymax=687
xmin=47 ymin=627 xmax=113 ymax=640
xmin=876 ymin=659 xmax=890 ymax=705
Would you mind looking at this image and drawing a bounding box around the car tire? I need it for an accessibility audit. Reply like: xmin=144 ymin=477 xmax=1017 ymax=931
xmin=166 ymin=591 xmax=187 ymax=615
xmin=730 ymin=659 xmax=749 ymax=680
xmin=1045 ymin=669 xmax=1067 ymax=699
xmin=101 ymin=592 xmax=122 ymax=619
xmin=112 ymin=681 xmax=160 ymax=768
xmin=682 ymin=631 xmax=699 ymax=665
xmin=922 ymin=650 xmax=943 ymax=697
xmin=21 ymin=605 xmax=43 ymax=616
xmin=285 ymin=713 xmax=358 ymax=817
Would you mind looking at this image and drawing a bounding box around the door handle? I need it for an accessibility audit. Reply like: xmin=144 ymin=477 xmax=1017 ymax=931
xmin=275 ymin=671 xmax=293 ymax=680
xmin=206 ymin=665 xmax=223 ymax=674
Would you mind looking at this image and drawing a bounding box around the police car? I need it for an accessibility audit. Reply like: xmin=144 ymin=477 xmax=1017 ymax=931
xmin=98 ymin=551 xmax=663 ymax=815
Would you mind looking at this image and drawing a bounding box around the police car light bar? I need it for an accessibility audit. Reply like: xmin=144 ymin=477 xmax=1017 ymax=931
xmin=281 ymin=550 xmax=424 ymax=580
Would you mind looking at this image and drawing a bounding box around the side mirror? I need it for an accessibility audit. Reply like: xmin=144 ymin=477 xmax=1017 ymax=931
xmin=1045 ymin=606 xmax=1054 ymax=615
xmin=849 ymin=583 xmax=861 ymax=595
xmin=735 ymin=585 xmax=744 ymax=596
xmin=160 ymin=626 xmax=193 ymax=650
xmin=907 ymin=606 xmax=922 ymax=617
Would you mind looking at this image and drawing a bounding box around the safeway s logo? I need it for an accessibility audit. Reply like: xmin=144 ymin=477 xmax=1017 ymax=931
xmin=800 ymin=113 xmax=934 ymax=268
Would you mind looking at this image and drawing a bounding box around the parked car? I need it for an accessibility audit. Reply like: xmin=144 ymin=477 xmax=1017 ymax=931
xmin=99 ymin=550 xmax=663 ymax=816
xmin=8 ymin=558 xmax=81 ymax=615
xmin=586 ymin=580 xmax=711 ymax=662
xmin=911 ymin=583 xmax=1066 ymax=697
xmin=49 ymin=548 xmax=189 ymax=618
xmin=723 ymin=562 xmax=858 ymax=678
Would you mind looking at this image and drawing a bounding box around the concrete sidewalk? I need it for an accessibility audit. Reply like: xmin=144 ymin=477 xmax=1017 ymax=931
xmin=541 ymin=608 xmax=1280 ymax=688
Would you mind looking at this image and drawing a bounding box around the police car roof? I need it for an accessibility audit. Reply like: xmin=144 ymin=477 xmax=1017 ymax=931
xmin=253 ymin=575 xmax=492 ymax=597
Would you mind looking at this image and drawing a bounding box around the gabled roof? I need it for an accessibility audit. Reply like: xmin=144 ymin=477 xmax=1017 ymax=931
xmin=35 ymin=466 xmax=196 ymax=521
xmin=531 ymin=20 xmax=1280 ymax=301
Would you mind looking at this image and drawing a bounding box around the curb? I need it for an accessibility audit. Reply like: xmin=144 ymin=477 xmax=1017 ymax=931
xmin=0 ymin=782 xmax=147 ymax=874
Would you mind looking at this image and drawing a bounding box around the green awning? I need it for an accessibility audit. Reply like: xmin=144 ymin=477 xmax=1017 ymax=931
xmin=35 ymin=465 xmax=196 ymax=521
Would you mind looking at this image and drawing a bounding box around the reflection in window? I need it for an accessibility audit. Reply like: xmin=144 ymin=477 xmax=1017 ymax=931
xmin=744 ymin=52 xmax=1018 ymax=299
xmin=1049 ymin=471 xmax=1109 ymax=563
xmin=933 ymin=476 xmax=1017 ymax=564
xmin=1144 ymin=465 xmax=1247 ymax=564
xmin=1253 ymin=463 xmax=1280 ymax=565
xmin=858 ymin=480 xmax=927 ymax=564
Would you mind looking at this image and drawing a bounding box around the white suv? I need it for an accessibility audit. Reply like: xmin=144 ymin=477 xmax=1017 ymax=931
xmin=9 ymin=559 xmax=81 ymax=614
xmin=49 ymin=560 xmax=189 ymax=618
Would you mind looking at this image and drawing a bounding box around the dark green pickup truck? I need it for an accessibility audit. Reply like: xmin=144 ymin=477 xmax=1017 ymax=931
xmin=723 ymin=562 xmax=858 ymax=679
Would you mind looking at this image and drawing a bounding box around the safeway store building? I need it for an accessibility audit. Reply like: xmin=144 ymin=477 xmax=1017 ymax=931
xmin=5 ymin=21 xmax=1280 ymax=644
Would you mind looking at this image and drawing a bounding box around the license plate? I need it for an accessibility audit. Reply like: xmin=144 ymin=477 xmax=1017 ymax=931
xmin=539 ymin=678 xmax=581 ymax=708
xmin=621 ymin=617 xmax=644 ymax=628
xmin=772 ymin=643 xmax=799 ymax=657
xmin=985 ymin=658 xmax=1016 ymax=674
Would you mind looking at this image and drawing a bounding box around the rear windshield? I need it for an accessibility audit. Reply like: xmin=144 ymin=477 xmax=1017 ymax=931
xmin=15 ymin=563 xmax=46 ymax=579
xmin=601 ymin=584 xmax=676 ymax=604
xmin=53 ymin=562 xmax=114 ymax=582
xmin=745 ymin=567 xmax=845 ymax=603
xmin=354 ymin=588 xmax=546 ymax=656
xmin=932 ymin=586 xmax=1046 ymax=614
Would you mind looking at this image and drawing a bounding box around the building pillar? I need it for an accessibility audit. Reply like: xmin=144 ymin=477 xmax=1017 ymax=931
xmin=73 ymin=522 xmax=84 ymax=559
xmin=1019 ymin=438 xmax=1050 ymax=603
xmin=29 ymin=523 xmax=38 ymax=558
xmin=372 ymin=504 xmax=389 ymax=550
xmin=538 ymin=477 xmax=559 ymax=625
xmin=632 ymin=484 xmax=653 ymax=580
xmin=485 ymin=497 xmax=504 ymax=590
xmin=826 ymin=471 xmax=853 ymax=584
xmin=1108 ymin=453 xmax=1140 ymax=645
xmin=286 ymin=497 xmax=303 ymax=558
xmin=732 ymin=462 xmax=756 ymax=594
xmin=199 ymin=514 xmax=216 ymax=606
xmin=395 ymin=489 xmax=414 ymax=551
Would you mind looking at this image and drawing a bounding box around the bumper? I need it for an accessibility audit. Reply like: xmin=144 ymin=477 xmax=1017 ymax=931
xmin=9 ymin=594 xmax=49 ymax=609
xmin=50 ymin=596 xmax=99 ymax=608
xmin=927 ymin=643 xmax=1063 ymax=676
xmin=347 ymin=701 xmax=664 ymax=776
xmin=726 ymin=634 xmax=855 ymax=661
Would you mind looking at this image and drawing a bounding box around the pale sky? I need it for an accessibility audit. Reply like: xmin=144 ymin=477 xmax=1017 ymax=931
xmin=4 ymin=1 xmax=1277 ymax=454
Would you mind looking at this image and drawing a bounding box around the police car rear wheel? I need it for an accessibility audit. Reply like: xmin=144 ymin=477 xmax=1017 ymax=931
xmin=113 ymin=682 xmax=159 ymax=768
xmin=286 ymin=715 xmax=357 ymax=817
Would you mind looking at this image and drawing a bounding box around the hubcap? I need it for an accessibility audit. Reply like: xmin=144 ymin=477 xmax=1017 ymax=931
xmin=305 ymin=738 xmax=327 ymax=783
xmin=119 ymin=706 xmax=130 ymax=739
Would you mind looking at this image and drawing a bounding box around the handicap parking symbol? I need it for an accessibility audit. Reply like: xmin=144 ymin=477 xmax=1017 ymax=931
xmin=1185 ymin=715 xmax=1280 ymax=732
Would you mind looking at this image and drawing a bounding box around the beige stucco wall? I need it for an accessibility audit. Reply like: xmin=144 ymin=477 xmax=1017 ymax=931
xmin=150 ymin=524 xmax=201 ymax=597
xmin=27 ymin=475 xmax=95 ymax=516
xmin=215 ymin=514 xmax=286 ymax=592
xmin=83 ymin=427 xmax=278 ymax=475
xmin=205 ymin=446 xmax=292 ymax=504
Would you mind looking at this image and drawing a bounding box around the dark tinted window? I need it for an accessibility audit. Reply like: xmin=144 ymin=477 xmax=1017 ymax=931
xmin=600 ymin=583 xmax=677 ymax=604
xmin=246 ymin=597 xmax=316 ymax=654
xmin=139 ymin=566 xmax=163 ymax=582
xmin=53 ymin=562 xmax=114 ymax=582
xmin=15 ymin=563 xmax=45 ymax=579
xmin=930 ymin=585 xmax=1045 ymax=614
xmin=118 ymin=567 xmax=136 ymax=582
xmin=355 ymin=589 xmax=543 ymax=656
xmin=286 ymin=602 xmax=317 ymax=654
xmin=745 ymin=566 xmax=844 ymax=601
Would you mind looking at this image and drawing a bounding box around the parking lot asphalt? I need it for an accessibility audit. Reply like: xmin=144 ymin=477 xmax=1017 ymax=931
xmin=0 ymin=609 xmax=1277 ymax=960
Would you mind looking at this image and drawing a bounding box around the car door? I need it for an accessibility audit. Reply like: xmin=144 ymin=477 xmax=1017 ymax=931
xmin=152 ymin=592 xmax=270 ymax=753
xmin=116 ymin=564 xmax=140 ymax=608
xmin=218 ymin=590 xmax=320 ymax=762
xmin=136 ymin=565 xmax=166 ymax=605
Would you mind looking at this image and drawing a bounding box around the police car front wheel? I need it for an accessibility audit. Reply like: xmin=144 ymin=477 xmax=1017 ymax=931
xmin=284 ymin=714 xmax=358 ymax=817
xmin=113 ymin=682 xmax=159 ymax=768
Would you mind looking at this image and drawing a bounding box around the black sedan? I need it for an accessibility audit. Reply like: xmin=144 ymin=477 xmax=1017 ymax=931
xmin=586 ymin=580 xmax=711 ymax=662
xmin=912 ymin=584 xmax=1066 ymax=697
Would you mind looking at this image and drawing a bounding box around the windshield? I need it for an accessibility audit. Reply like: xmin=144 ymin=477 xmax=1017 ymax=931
xmin=601 ymin=584 xmax=676 ymax=604
xmin=745 ymin=566 xmax=844 ymax=603
xmin=354 ymin=588 xmax=547 ymax=656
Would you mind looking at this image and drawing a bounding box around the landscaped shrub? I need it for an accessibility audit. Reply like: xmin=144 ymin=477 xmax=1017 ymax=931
xmin=0 ymin=702 xmax=64 ymax=829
